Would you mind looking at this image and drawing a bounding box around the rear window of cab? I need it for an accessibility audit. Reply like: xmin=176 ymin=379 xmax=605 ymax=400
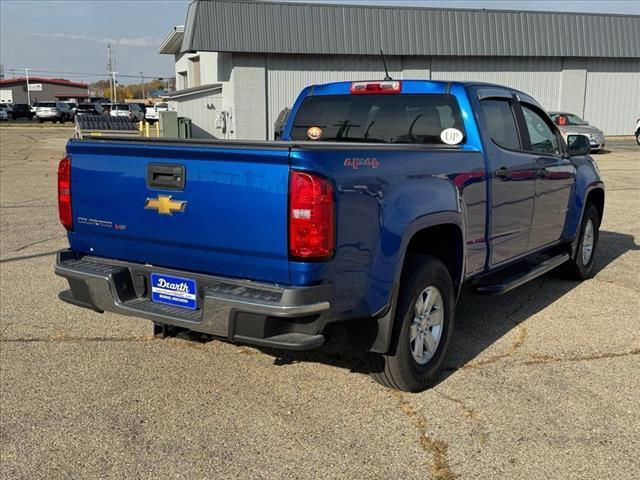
xmin=290 ymin=94 xmax=465 ymax=145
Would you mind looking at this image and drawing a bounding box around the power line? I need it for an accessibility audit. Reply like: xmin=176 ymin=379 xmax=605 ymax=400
xmin=2 ymin=67 xmax=174 ymax=80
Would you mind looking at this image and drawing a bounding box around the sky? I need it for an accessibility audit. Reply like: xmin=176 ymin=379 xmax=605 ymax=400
xmin=1 ymin=0 xmax=639 ymax=85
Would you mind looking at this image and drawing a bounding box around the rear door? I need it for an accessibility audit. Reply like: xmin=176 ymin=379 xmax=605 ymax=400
xmin=67 ymin=140 xmax=292 ymax=284
xmin=475 ymin=89 xmax=537 ymax=266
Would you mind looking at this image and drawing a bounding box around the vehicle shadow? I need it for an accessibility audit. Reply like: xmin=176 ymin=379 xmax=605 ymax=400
xmin=193 ymin=231 xmax=639 ymax=381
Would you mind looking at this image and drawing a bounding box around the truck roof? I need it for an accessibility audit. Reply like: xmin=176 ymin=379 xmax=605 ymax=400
xmin=300 ymin=79 xmax=541 ymax=108
xmin=306 ymin=79 xmax=516 ymax=92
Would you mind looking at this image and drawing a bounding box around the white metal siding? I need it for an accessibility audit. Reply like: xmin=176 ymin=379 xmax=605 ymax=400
xmin=558 ymin=58 xmax=587 ymax=117
xmin=583 ymin=58 xmax=640 ymax=135
xmin=227 ymin=53 xmax=638 ymax=139
xmin=431 ymin=57 xmax=563 ymax=110
xmin=265 ymin=54 xmax=404 ymax=139
xmin=173 ymin=89 xmax=223 ymax=139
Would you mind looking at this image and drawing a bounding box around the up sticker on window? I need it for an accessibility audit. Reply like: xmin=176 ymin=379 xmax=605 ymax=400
xmin=440 ymin=128 xmax=464 ymax=145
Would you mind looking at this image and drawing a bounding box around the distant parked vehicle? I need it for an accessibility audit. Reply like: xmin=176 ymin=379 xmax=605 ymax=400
xmin=145 ymin=102 xmax=169 ymax=123
xmin=75 ymin=103 xmax=106 ymax=116
xmin=273 ymin=108 xmax=291 ymax=140
xmin=0 ymin=103 xmax=13 ymax=115
xmin=35 ymin=101 xmax=71 ymax=123
xmin=0 ymin=108 xmax=8 ymax=121
xmin=549 ymin=112 xmax=606 ymax=152
xmin=100 ymin=103 xmax=113 ymax=115
xmin=110 ymin=103 xmax=144 ymax=122
xmin=10 ymin=104 xmax=35 ymax=120
xmin=635 ymin=118 xmax=640 ymax=146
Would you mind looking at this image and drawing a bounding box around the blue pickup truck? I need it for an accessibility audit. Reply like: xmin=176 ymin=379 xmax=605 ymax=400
xmin=55 ymin=80 xmax=604 ymax=391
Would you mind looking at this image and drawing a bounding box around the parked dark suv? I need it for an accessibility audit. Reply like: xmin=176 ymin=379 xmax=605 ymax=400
xmin=11 ymin=104 xmax=35 ymax=120
xmin=75 ymin=103 xmax=106 ymax=116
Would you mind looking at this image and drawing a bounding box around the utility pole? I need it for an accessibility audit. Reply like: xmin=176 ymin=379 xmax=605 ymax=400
xmin=140 ymin=72 xmax=145 ymax=100
xmin=25 ymin=68 xmax=31 ymax=106
xmin=112 ymin=72 xmax=118 ymax=104
xmin=106 ymin=42 xmax=115 ymax=104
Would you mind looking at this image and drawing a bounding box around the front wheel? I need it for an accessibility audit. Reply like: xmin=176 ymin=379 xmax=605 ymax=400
xmin=368 ymin=255 xmax=455 ymax=392
xmin=563 ymin=203 xmax=600 ymax=280
xmin=636 ymin=131 xmax=640 ymax=146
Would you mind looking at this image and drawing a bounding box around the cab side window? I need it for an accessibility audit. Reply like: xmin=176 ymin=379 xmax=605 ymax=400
xmin=521 ymin=105 xmax=560 ymax=155
xmin=480 ymin=99 xmax=521 ymax=151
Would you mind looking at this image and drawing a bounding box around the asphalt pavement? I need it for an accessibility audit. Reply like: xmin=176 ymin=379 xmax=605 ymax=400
xmin=1 ymin=128 xmax=638 ymax=479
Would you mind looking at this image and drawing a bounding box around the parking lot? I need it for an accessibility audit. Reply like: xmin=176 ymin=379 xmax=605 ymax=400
xmin=0 ymin=127 xmax=638 ymax=479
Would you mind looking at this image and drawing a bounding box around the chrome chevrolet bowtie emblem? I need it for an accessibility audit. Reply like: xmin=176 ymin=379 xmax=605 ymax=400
xmin=144 ymin=195 xmax=187 ymax=215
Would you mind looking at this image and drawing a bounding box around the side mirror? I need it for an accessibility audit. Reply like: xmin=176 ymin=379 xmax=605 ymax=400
xmin=567 ymin=134 xmax=591 ymax=156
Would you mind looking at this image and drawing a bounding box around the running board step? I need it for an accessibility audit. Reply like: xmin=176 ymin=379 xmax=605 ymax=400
xmin=471 ymin=253 xmax=570 ymax=295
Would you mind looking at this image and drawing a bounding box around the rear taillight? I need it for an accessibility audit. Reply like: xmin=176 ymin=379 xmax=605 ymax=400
xmin=289 ymin=171 xmax=335 ymax=260
xmin=58 ymin=156 xmax=72 ymax=230
xmin=350 ymin=80 xmax=402 ymax=94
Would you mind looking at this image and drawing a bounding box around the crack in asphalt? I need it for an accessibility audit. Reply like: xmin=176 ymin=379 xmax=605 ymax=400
xmin=0 ymin=250 xmax=60 ymax=263
xmin=436 ymin=391 xmax=478 ymax=421
xmin=0 ymin=204 xmax=57 ymax=209
xmin=462 ymin=325 xmax=528 ymax=370
xmin=1 ymin=195 xmax=51 ymax=206
xmin=522 ymin=348 xmax=640 ymax=365
xmin=0 ymin=335 xmax=155 ymax=343
xmin=12 ymin=235 xmax=66 ymax=252
xmin=391 ymin=390 xmax=457 ymax=480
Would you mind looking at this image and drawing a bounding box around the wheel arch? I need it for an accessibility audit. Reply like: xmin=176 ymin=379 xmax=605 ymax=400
xmin=569 ymin=184 xmax=605 ymax=258
xmin=586 ymin=187 xmax=605 ymax=224
xmin=363 ymin=216 xmax=465 ymax=354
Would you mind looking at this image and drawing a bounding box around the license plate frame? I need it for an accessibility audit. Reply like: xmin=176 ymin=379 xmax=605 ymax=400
xmin=150 ymin=273 xmax=197 ymax=310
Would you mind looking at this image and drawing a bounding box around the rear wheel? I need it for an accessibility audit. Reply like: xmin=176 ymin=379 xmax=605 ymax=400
xmin=563 ymin=203 xmax=600 ymax=280
xmin=368 ymin=255 xmax=455 ymax=392
xmin=636 ymin=130 xmax=640 ymax=145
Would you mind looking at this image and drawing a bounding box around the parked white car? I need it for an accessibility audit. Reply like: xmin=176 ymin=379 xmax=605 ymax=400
xmin=145 ymin=102 xmax=169 ymax=123
xmin=110 ymin=103 xmax=144 ymax=122
xmin=35 ymin=102 xmax=71 ymax=123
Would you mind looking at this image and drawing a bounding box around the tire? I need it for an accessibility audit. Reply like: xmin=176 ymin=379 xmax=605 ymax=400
xmin=563 ymin=203 xmax=600 ymax=280
xmin=368 ymin=255 xmax=455 ymax=392
xmin=38 ymin=119 xmax=44 ymax=124
xmin=636 ymin=131 xmax=640 ymax=146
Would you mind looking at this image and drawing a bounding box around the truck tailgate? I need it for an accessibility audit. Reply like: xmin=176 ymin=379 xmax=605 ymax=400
xmin=66 ymin=139 xmax=291 ymax=284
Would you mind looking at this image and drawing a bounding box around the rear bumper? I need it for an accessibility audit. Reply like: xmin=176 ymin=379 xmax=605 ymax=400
xmin=55 ymin=250 xmax=332 ymax=350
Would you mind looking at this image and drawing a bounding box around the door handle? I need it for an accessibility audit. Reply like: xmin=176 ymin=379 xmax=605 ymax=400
xmin=535 ymin=157 xmax=556 ymax=165
xmin=495 ymin=167 xmax=512 ymax=179
xmin=537 ymin=167 xmax=549 ymax=178
xmin=147 ymin=163 xmax=185 ymax=190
